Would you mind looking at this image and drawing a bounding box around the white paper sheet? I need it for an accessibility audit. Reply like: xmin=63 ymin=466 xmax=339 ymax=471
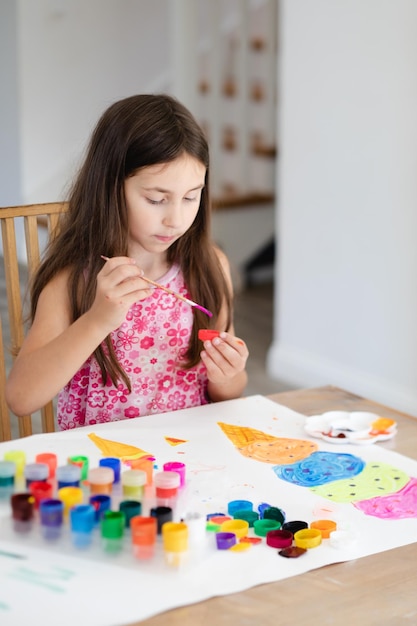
xmin=1 ymin=395 xmax=416 ymax=626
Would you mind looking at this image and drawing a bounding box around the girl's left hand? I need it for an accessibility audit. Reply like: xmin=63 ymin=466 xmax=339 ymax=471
xmin=200 ymin=332 xmax=248 ymax=384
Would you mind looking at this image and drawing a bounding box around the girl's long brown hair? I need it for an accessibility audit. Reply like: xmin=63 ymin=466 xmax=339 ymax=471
xmin=30 ymin=94 xmax=232 ymax=390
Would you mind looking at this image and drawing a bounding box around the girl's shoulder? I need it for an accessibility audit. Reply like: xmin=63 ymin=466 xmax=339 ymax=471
xmin=213 ymin=244 xmax=230 ymax=271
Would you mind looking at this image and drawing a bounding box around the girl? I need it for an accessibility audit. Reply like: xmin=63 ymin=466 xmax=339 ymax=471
xmin=6 ymin=94 xmax=248 ymax=429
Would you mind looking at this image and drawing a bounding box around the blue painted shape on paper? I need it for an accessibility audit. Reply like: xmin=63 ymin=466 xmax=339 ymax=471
xmin=273 ymin=450 xmax=365 ymax=487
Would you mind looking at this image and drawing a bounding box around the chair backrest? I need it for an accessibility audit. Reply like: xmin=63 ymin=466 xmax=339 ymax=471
xmin=0 ymin=202 xmax=68 ymax=441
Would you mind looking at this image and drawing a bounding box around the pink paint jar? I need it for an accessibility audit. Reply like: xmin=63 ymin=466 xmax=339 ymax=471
xmin=162 ymin=462 xmax=186 ymax=487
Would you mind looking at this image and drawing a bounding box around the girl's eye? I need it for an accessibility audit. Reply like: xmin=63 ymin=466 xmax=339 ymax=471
xmin=184 ymin=196 xmax=197 ymax=202
xmin=147 ymin=198 xmax=164 ymax=205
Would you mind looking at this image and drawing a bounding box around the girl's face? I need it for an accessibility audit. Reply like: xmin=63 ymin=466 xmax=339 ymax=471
xmin=124 ymin=153 xmax=206 ymax=258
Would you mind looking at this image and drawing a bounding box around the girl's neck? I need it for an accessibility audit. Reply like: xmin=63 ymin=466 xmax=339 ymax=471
xmin=129 ymin=250 xmax=171 ymax=282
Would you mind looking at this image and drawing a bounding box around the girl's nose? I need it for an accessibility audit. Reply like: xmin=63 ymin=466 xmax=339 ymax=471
xmin=162 ymin=202 xmax=182 ymax=228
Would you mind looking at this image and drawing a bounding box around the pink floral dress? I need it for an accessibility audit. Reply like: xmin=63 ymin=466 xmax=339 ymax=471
xmin=57 ymin=264 xmax=209 ymax=429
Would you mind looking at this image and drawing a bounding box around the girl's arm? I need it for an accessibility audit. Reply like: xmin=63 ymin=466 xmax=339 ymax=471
xmin=6 ymin=257 xmax=152 ymax=416
xmin=201 ymin=248 xmax=249 ymax=402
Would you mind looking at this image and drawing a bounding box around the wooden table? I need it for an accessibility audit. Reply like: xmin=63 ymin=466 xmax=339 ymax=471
xmin=131 ymin=386 xmax=417 ymax=626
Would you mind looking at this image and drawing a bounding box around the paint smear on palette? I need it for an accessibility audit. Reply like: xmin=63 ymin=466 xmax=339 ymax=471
xmin=310 ymin=462 xmax=409 ymax=503
xmin=217 ymin=422 xmax=318 ymax=464
xmin=273 ymin=451 xmax=365 ymax=487
xmin=354 ymin=476 xmax=417 ymax=519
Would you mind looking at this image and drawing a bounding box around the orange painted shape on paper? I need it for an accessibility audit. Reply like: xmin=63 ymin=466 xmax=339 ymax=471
xmin=88 ymin=433 xmax=152 ymax=461
xmin=165 ymin=436 xmax=188 ymax=446
xmin=217 ymin=422 xmax=318 ymax=464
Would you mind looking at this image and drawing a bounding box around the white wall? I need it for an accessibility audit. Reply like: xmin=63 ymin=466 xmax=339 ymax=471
xmin=268 ymin=0 xmax=417 ymax=416
xmin=0 ymin=1 xmax=21 ymax=204
xmin=15 ymin=0 xmax=170 ymax=203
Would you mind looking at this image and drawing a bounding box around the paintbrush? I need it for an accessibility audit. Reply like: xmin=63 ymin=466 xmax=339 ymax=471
xmin=101 ymin=256 xmax=213 ymax=317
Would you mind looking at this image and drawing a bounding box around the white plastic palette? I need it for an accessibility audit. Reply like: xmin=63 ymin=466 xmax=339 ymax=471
xmin=304 ymin=411 xmax=397 ymax=445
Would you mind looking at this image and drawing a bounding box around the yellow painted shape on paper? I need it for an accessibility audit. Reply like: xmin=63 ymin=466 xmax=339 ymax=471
xmin=218 ymin=422 xmax=318 ymax=464
xmin=88 ymin=433 xmax=152 ymax=461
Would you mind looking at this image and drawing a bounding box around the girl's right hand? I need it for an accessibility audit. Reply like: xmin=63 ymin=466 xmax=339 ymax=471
xmin=90 ymin=256 xmax=153 ymax=332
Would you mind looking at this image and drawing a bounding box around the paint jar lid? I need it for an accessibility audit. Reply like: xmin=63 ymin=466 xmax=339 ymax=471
xmin=154 ymin=471 xmax=180 ymax=490
xmin=0 ymin=461 xmax=16 ymax=478
xmin=216 ymin=532 xmax=237 ymax=550
xmin=253 ymin=518 xmax=282 ymax=537
xmin=227 ymin=499 xmax=253 ymax=516
xmin=24 ymin=463 xmax=49 ymax=481
xmin=121 ymin=469 xmax=147 ymax=487
xmin=266 ymin=529 xmax=293 ymax=548
xmin=232 ymin=509 xmax=259 ymax=526
xmin=263 ymin=506 xmax=286 ymax=525
xmin=88 ymin=467 xmax=114 ymax=485
xmin=282 ymin=520 xmax=308 ymax=534
xmin=56 ymin=464 xmax=82 ymax=483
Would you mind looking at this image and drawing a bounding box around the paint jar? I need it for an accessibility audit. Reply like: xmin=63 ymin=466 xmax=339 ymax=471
xmin=162 ymin=462 xmax=186 ymax=487
xmin=150 ymin=506 xmax=173 ymax=534
xmin=68 ymin=455 xmax=89 ymax=480
xmin=24 ymin=462 xmax=49 ymax=487
xmin=29 ymin=480 xmax=53 ymax=508
xmin=57 ymin=486 xmax=83 ymax=517
xmin=119 ymin=500 xmax=141 ymax=528
xmin=4 ymin=450 xmax=26 ymax=479
xmin=162 ymin=522 xmax=188 ymax=567
xmin=39 ymin=498 xmax=64 ymax=540
xmin=154 ymin=471 xmax=180 ymax=506
xmin=99 ymin=457 xmax=121 ymax=483
xmin=88 ymin=467 xmax=114 ymax=495
xmin=90 ymin=494 xmax=111 ymax=524
xmin=35 ymin=453 xmax=57 ymax=479
xmin=131 ymin=515 xmax=157 ymax=560
xmin=183 ymin=512 xmax=207 ymax=547
xmin=11 ymin=493 xmax=35 ymax=533
xmin=0 ymin=460 xmax=15 ymax=499
xmin=227 ymin=499 xmax=253 ymax=516
xmin=130 ymin=457 xmax=154 ymax=485
xmin=101 ymin=510 xmax=125 ymax=552
xmin=121 ymin=469 xmax=146 ymax=500
xmin=70 ymin=504 xmax=96 ymax=548
xmin=56 ymin=464 xmax=82 ymax=489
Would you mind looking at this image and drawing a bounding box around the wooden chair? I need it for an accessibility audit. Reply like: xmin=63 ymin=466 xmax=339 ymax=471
xmin=0 ymin=202 xmax=68 ymax=441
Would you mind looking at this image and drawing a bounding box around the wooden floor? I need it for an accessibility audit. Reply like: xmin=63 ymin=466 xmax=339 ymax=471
xmin=1 ymin=261 xmax=293 ymax=438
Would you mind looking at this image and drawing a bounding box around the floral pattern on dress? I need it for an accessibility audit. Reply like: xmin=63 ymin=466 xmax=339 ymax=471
xmin=57 ymin=264 xmax=209 ymax=429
